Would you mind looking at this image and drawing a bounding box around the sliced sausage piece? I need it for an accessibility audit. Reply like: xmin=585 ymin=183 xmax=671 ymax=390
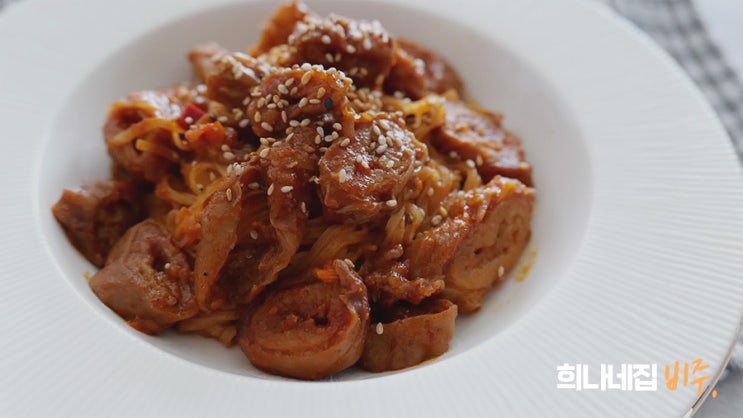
xmin=250 ymin=0 xmax=309 ymax=56
xmin=284 ymin=13 xmax=396 ymax=88
xmin=361 ymin=299 xmax=457 ymax=372
xmin=384 ymin=39 xmax=464 ymax=100
xmin=89 ymin=220 xmax=198 ymax=334
xmin=239 ymin=259 xmax=370 ymax=380
xmin=52 ymin=180 xmax=144 ymax=267
xmin=407 ymin=176 xmax=534 ymax=312
xmin=318 ymin=113 xmax=425 ymax=222
xmin=431 ymin=100 xmax=533 ymax=186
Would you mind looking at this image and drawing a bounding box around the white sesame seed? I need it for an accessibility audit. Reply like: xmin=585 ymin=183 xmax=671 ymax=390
xmin=340 ymin=137 xmax=350 ymax=147
xmin=285 ymin=78 xmax=295 ymax=87
xmin=257 ymin=97 xmax=266 ymax=108
xmin=375 ymin=144 xmax=388 ymax=154
xmin=498 ymin=265 xmax=505 ymax=278
xmin=267 ymin=183 xmax=275 ymax=196
xmin=226 ymin=164 xmax=234 ymax=175
xmin=466 ymin=159 xmax=476 ymax=168
xmin=325 ymin=52 xmax=334 ymax=63
xmin=221 ymin=144 xmax=230 ymax=151
xmin=259 ymin=148 xmax=270 ymax=158
xmin=217 ymin=116 xmax=229 ymax=123
xmin=375 ymin=322 xmax=384 ymax=335
xmin=385 ymin=199 xmax=397 ymax=207
xmin=298 ymin=97 xmax=309 ymax=108
xmin=300 ymin=202 xmax=307 ymax=213
xmin=309 ymin=99 xmax=321 ymax=105
xmin=261 ymin=122 xmax=273 ymax=132
xmin=278 ymin=84 xmax=289 ymax=95
xmin=300 ymin=118 xmax=311 ymax=127
xmin=250 ymin=230 xmax=259 ymax=240
xmin=346 ymin=44 xmax=356 ymax=54
xmin=184 ymin=116 xmax=194 ymax=124
xmin=317 ymin=87 xmax=326 ymax=98
xmin=385 ymin=160 xmax=395 ymax=169
xmin=281 ymin=111 xmax=288 ymax=123
xmin=332 ymin=122 xmax=343 ymax=131
xmin=209 ymin=172 xmax=217 ymax=182
xmin=476 ymin=155 xmax=484 ymax=166
xmin=196 ymin=184 xmax=204 ymax=191
xmin=338 ymin=168 xmax=347 ymax=183
xmin=321 ymin=34 xmax=332 ymax=44
xmin=223 ymin=151 xmax=235 ymax=160
xmin=248 ymin=182 xmax=260 ymax=190
xmin=301 ymin=63 xmax=312 ymax=71
xmin=377 ymin=135 xmax=387 ymax=146
xmin=226 ymin=188 xmax=233 ymax=201
xmin=254 ymin=112 xmax=262 ymax=123
xmin=431 ymin=214 xmax=443 ymax=226
xmin=363 ymin=37 xmax=373 ymax=50
xmin=301 ymin=72 xmax=312 ymax=85
xmin=286 ymin=132 xmax=295 ymax=141
xmin=238 ymin=119 xmax=249 ymax=128
xmin=426 ymin=187 xmax=434 ymax=197
xmin=361 ymin=160 xmax=370 ymax=169
xmin=242 ymin=97 xmax=252 ymax=106
xmin=281 ymin=185 xmax=294 ymax=193
xmin=316 ymin=126 xmax=325 ymax=136
xmin=372 ymin=125 xmax=382 ymax=136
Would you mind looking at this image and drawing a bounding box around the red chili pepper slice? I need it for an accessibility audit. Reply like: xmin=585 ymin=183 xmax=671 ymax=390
xmin=177 ymin=104 xmax=206 ymax=129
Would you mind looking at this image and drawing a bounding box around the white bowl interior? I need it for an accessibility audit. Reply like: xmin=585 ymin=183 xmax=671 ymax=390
xmin=36 ymin=0 xmax=592 ymax=379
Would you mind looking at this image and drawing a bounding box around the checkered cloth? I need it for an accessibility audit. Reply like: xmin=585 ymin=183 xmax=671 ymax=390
xmin=603 ymin=0 xmax=743 ymax=159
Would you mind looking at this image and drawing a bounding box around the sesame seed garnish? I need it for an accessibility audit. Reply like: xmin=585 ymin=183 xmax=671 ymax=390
xmin=363 ymin=37 xmax=373 ymax=50
xmin=377 ymin=135 xmax=387 ymax=146
xmin=184 ymin=116 xmax=194 ymax=124
xmin=223 ymin=151 xmax=235 ymax=160
xmin=298 ymin=97 xmax=308 ymax=108
xmin=267 ymin=103 xmax=277 ymax=109
xmin=385 ymin=160 xmax=395 ymax=169
xmin=449 ymin=151 xmax=459 ymax=159
xmin=375 ymin=322 xmax=384 ymax=335
xmin=238 ymin=119 xmax=249 ymax=128
xmin=281 ymin=111 xmax=288 ymax=123
xmin=466 ymin=159 xmax=476 ymax=168
xmin=431 ymin=214 xmax=443 ymax=226
xmin=286 ymin=132 xmax=295 ymax=141
xmin=267 ymin=183 xmax=275 ymax=196
xmin=217 ymin=116 xmax=229 ymax=123
xmin=476 ymin=155 xmax=484 ymax=166
xmin=372 ymin=125 xmax=382 ymax=136
xmin=332 ymin=122 xmax=343 ymax=131
xmin=375 ymin=144 xmax=388 ymax=154
xmin=257 ymin=98 xmax=266 ymax=108
xmin=281 ymin=185 xmax=294 ymax=193
xmin=325 ymin=52 xmax=334 ymax=63
xmin=248 ymin=182 xmax=260 ymax=190
xmin=209 ymin=172 xmax=217 ymax=182
xmin=300 ymin=202 xmax=307 ymax=213
xmin=346 ymin=44 xmax=356 ymax=54
xmin=300 ymin=118 xmax=311 ymax=127
xmin=338 ymin=168 xmax=347 ymax=183
xmin=361 ymin=160 xmax=370 ymax=169
xmin=309 ymin=98 xmax=321 ymax=105
xmin=250 ymin=230 xmax=259 ymax=240
xmin=316 ymin=126 xmax=325 ymax=136
xmin=226 ymin=188 xmax=233 ymax=201
xmin=290 ymin=87 xmax=298 ymax=96
xmin=254 ymin=112 xmax=262 ymax=123
xmin=321 ymin=34 xmax=332 ymax=44
xmin=426 ymin=187 xmax=434 ymax=197
xmin=242 ymin=97 xmax=252 ymax=106
xmin=260 ymin=122 xmax=273 ymax=132
xmin=278 ymin=84 xmax=289 ymax=95
xmin=226 ymin=164 xmax=234 ymax=175
xmin=317 ymin=87 xmax=326 ymax=98
xmin=385 ymin=199 xmax=398 ymax=207
xmin=196 ymin=184 xmax=204 ymax=191
xmin=221 ymin=144 xmax=230 ymax=151
xmin=259 ymin=148 xmax=270 ymax=158
xmin=498 ymin=265 xmax=505 ymax=278
xmin=340 ymin=137 xmax=351 ymax=147
xmin=314 ymin=135 xmax=322 ymax=144
xmin=163 ymin=262 xmax=172 ymax=270
xmin=285 ymin=78 xmax=295 ymax=87
xmin=301 ymin=72 xmax=312 ymax=85
xmin=301 ymin=63 xmax=312 ymax=71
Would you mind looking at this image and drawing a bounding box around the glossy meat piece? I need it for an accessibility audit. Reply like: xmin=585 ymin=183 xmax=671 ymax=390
xmin=384 ymin=39 xmax=464 ymax=99
xmin=318 ymin=113 xmax=425 ymax=222
xmin=89 ymin=220 xmax=198 ymax=334
xmin=250 ymin=0 xmax=309 ymax=55
xmin=190 ymin=46 xmax=269 ymax=109
xmin=104 ymin=91 xmax=182 ymax=182
xmin=245 ymin=66 xmax=353 ymax=139
xmin=407 ymin=176 xmax=534 ymax=312
xmin=431 ymin=100 xmax=533 ymax=186
xmin=361 ymin=299 xmax=457 ymax=372
xmin=238 ymin=259 xmax=370 ymax=380
xmin=285 ymin=13 xmax=396 ymax=88
xmin=52 ymin=180 xmax=143 ymax=267
xmin=362 ymin=260 xmax=444 ymax=306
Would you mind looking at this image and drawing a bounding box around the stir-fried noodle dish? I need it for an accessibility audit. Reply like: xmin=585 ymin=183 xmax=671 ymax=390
xmin=52 ymin=1 xmax=535 ymax=379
